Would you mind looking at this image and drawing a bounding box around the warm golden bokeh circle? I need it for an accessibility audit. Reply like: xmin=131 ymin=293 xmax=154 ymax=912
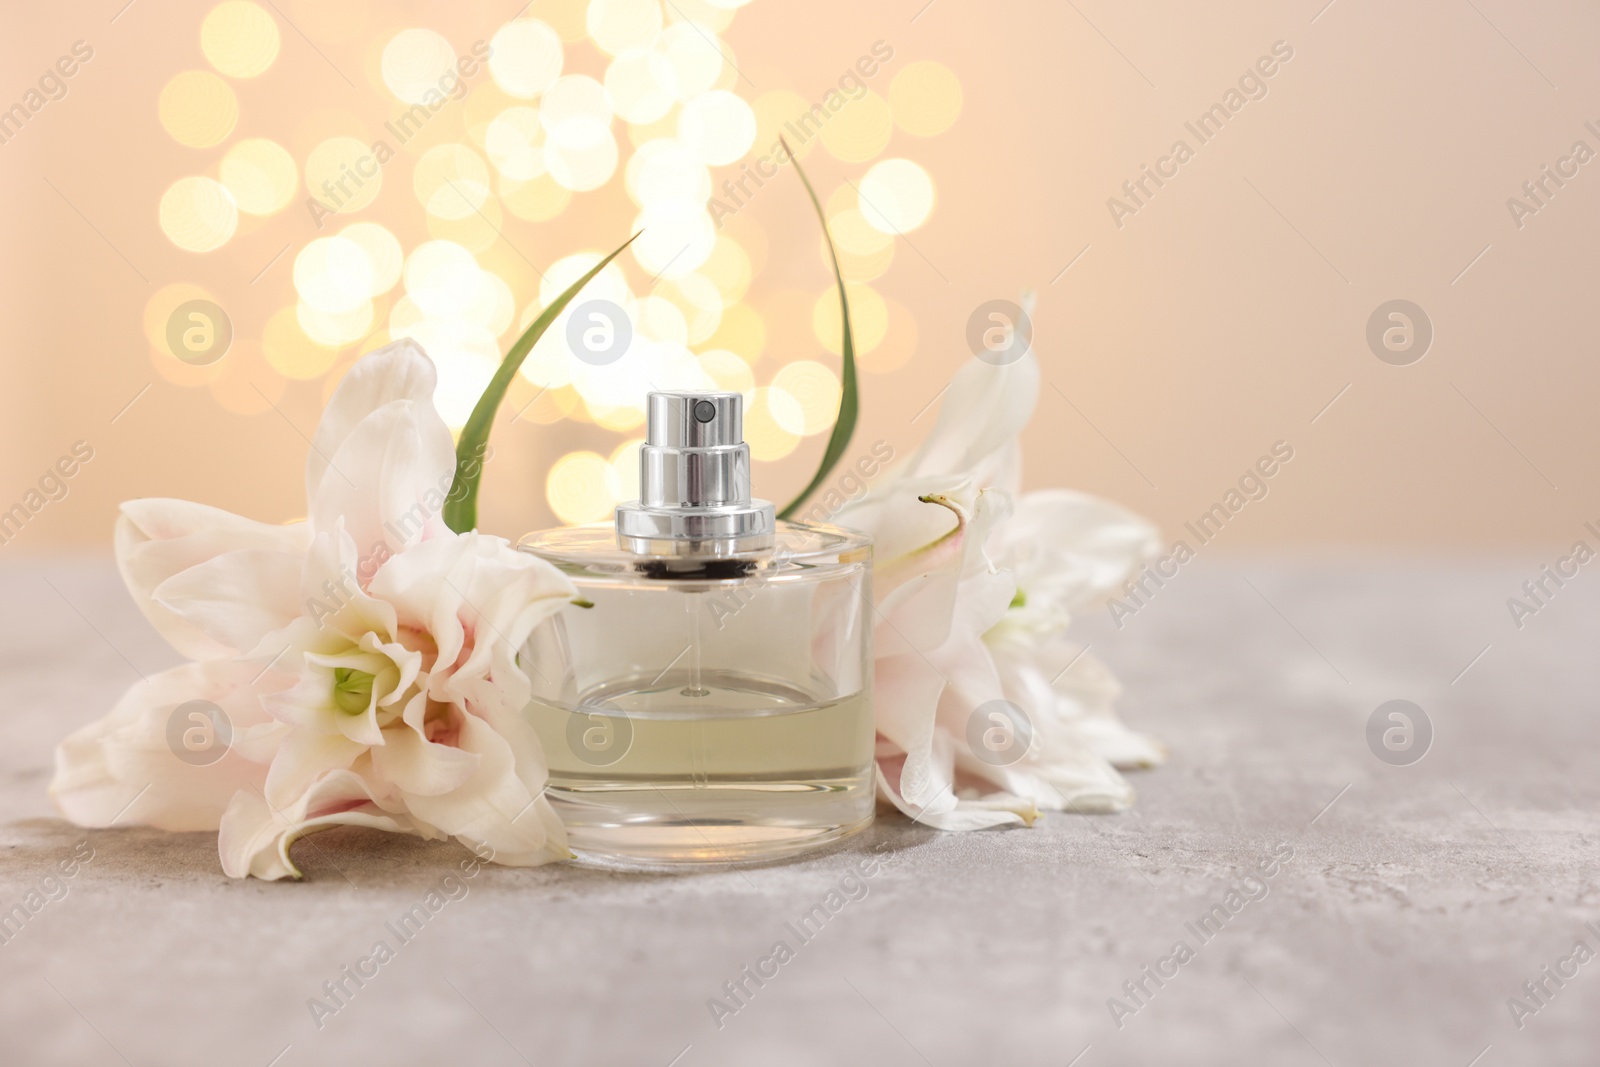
xmin=771 ymin=360 xmax=842 ymax=436
xmin=889 ymin=61 xmax=964 ymax=137
xmin=219 ymin=139 xmax=297 ymax=215
xmin=263 ymin=306 xmax=341 ymax=380
xmin=201 ymin=1 xmax=281 ymax=79
xmin=304 ymin=136 xmax=383 ymax=214
xmin=546 ymin=451 xmax=615 ymax=524
xmin=744 ymin=387 xmax=801 ymax=461
xmin=820 ymin=92 xmax=894 ymax=163
xmin=859 ymin=159 xmax=936 ymax=234
xmin=158 ymin=71 xmax=238 ymax=148
xmin=155 ymin=1 xmax=956 ymax=521
xmin=160 ymin=177 xmax=238 ymax=252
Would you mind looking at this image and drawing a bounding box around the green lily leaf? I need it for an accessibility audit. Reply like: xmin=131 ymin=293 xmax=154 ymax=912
xmin=777 ymin=138 xmax=858 ymax=521
xmin=443 ymin=231 xmax=642 ymax=534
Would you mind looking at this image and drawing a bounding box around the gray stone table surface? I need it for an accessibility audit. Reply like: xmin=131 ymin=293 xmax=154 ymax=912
xmin=0 ymin=556 xmax=1595 ymax=1066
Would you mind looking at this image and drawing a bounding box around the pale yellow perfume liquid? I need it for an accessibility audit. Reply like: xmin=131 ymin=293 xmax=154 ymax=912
xmin=528 ymin=669 xmax=875 ymax=867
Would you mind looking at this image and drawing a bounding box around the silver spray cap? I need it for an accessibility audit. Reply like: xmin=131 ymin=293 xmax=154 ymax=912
xmin=615 ymin=392 xmax=776 ymax=555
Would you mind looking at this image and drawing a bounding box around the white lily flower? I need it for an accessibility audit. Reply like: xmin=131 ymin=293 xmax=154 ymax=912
xmin=51 ymin=340 xmax=577 ymax=879
xmin=836 ymin=312 xmax=1162 ymax=830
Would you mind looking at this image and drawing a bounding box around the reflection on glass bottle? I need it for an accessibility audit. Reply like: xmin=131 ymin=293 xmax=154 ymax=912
xmin=520 ymin=392 xmax=875 ymax=867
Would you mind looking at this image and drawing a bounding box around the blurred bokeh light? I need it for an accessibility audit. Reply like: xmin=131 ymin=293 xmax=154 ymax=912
xmin=153 ymin=0 xmax=957 ymax=523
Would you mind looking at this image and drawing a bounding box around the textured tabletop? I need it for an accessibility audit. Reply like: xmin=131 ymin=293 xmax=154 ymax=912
xmin=1 ymin=557 xmax=1594 ymax=1066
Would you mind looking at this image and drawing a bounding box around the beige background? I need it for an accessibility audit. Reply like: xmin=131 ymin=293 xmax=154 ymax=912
xmin=2 ymin=0 xmax=1596 ymax=556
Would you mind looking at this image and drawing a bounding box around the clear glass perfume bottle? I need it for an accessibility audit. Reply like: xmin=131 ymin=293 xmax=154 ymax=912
xmin=519 ymin=391 xmax=875 ymax=867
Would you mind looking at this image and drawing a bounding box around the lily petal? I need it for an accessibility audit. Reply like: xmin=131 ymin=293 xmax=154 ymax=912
xmin=115 ymin=499 xmax=310 ymax=661
xmin=990 ymin=631 xmax=1167 ymax=770
xmin=50 ymin=661 xmax=280 ymax=832
xmin=367 ymin=532 xmax=576 ymax=714
xmin=218 ymin=770 xmax=434 ymax=880
xmin=261 ymin=727 xmax=366 ymax=808
xmin=310 ymin=398 xmax=457 ymax=568
xmin=875 ymin=742 xmax=1035 ymax=831
xmin=993 ymin=489 xmax=1161 ymax=626
xmin=299 ymin=525 xmax=400 ymax=644
xmin=306 ymin=337 xmax=440 ymax=508
xmin=370 ymin=707 xmax=480 ymax=797
xmin=400 ymin=713 xmax=570 ymax=866
xmin=151 ymin=548 xmax=306 ymax=658
xmin=901 ymin=349 xmax=1039 ymax=488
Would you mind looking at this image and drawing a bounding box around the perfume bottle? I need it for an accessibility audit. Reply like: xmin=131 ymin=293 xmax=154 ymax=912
xmin=519 ymin=391 xmax=876 ymax=867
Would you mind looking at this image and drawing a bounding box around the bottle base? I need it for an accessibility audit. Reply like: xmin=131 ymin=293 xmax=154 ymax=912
xmin=549 ymin=777 xmax=876 ymax=869
xmin=564 ymin=812 xmax=874 ymax=870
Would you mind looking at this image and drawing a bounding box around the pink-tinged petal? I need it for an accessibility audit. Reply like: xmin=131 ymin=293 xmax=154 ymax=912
xmin=877 ymin=604 xmax=1068 ymax=832
xmin=310 ymin=399 xmax=456 ymax=565
xmin=307 ymin=338 xmax=439 ymax=507
xmin=876 ymin=567 xmax=963 ymax=660
xmin=874 ymin=491 xmax=1012 ymax=657
xmin=930 ymin=622 xmax=1010 ymax=737
xmin=300 ymin=526 xmax=400 ymax=638
xmin=370 ymin=712 xmax=480 ymax=797
xmin=869 ymin=490 xmax=971 ymax=603
xmin=230 ymin=720 xmax=294 ymax=766
xmin=218 ymin=771 xmax=436 ymax=880
xmin=400 ymin=713 xmax=570 ymax=866
xmin=50 ymin=661 xmax=281 ymax=832
xmin=948 ymin=568 xmax=1018 ymax=658
xmin=834 ymin=475 xmax=972 ymax=567
xmin=368 ymin=532 xmax=576 ymax=711
xmin=869 ymin=494 xmax=973 ymax=657
xmin=873 ymin=519 xmax=1013 ymax=803
xmin=474 ymin=698 xmax=554 ymax=801
xmin=115 ymin=499 xmax=310 ymax=661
